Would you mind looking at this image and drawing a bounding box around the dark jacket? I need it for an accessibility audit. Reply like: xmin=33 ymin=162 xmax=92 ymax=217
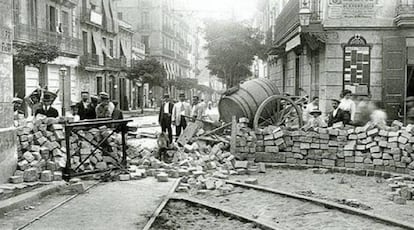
xmin=112 ymin=109 xmax=123 ymax=120
xmin=159 ymin=102 xmax=174 ymax=124
xmin=76 ymin=102 xmax=96 ymax=120
xmin=35 ymin=106 xmax=59 ymax=118
xmin=328 ymin=108 xmax=351 ymax=127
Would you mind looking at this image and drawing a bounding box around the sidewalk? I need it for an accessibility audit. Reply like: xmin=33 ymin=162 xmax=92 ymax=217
xmin=1 ymin=178 xmax=178 ymax=230
xmin=123 ymin=108 xmax=159 ymax=118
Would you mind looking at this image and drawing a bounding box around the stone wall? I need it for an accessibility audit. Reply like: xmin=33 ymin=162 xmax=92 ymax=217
xmin=0 ymin=0 xmax=17 ymax=183
xmin=235 ymin=121 xmax=414 ymax=176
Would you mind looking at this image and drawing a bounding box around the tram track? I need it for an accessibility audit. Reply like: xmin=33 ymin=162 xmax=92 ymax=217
xmin=145 ymin=180 xmax=414 ymax=230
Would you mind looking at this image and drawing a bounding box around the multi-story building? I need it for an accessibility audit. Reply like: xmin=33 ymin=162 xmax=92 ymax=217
xmin=116 ymin=0 xmax=193 ymax=100
xmin=265 ymin=0 xmax=414 ymax=123
xmin=78 ymin=0 xmax=134 ymax=110
xmin=13 ymin=0 xmax=81 ymax=115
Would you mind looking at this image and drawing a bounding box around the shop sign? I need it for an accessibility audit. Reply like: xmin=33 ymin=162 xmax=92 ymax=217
xmin=0 ymin=27 xmax=12 ymax=54
xmin=329 ymin=0 xmax=380 ymax=18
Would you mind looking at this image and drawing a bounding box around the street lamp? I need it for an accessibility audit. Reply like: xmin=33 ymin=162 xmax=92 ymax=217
xmin=299 ymin=0 xmax=312 ymax=27
xmin=59 ymin=66 xmax=67 ymax=116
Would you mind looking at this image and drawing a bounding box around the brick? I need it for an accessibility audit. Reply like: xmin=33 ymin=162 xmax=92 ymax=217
xmin=157 ymin=173 xmax=169 ymax=182
xmin=349 ymin=134 xmax=358 ymax=140
xmin=234 ymin=161 xmax=248 ymax=169
xmin=274 ymin=138 xmax=285 ymax=146
xmin=10 ymin=175 xmax=24 ymax=184
xmin=399 ymin=137 xmax=408 ymax=144
xmin=370 ymin=146 xmax=381 ymax=153
xmin=373 ymin=159 xmax=383 ymax=165
xmin=357 ymin=133 xmax=367 ymax=139
xmin=23 ymin=168 xmax=39 ymax=182
xmin=322 ymin=159 xmax=335 ymax=167
xmin=40 ymin=170 xmax=53 ymax=182
xmin=300 ymin=143 xmax=310 ymax=149
xmin=389 ymin=132 xmax=399 ymax=137
xmin=119 ymin=174 xmax=131 ymax=181
xmin=245 ymin=178 xmax=258 ymax=185
xmin=53 ymin=171 xmax=62 ymax=181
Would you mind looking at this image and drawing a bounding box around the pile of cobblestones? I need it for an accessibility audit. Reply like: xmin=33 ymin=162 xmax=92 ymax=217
xmin=10 ymin=115 xmax=125 ymax=183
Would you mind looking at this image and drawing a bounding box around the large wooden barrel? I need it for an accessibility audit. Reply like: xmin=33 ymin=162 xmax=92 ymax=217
xmin=218 ymin=78 xmax=280 ymax=123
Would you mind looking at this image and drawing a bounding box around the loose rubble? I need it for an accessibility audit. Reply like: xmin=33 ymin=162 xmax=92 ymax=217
xmin=386 ymin=177 xmax=414 ymax=205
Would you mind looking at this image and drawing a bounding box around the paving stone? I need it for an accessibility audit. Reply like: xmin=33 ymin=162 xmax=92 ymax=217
xmin=244 ymin=178 xmax=258 ymax=185
xmin=40 ymin=170 xmax=53 ymax=182
xmin=10 ymin=175 xmax=24 ymax=184
xmin=23 ymin=168 xmax=39 ymax=182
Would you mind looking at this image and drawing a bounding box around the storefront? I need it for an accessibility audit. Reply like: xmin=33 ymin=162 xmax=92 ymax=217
xmin=269 ymin=0 xmax=414 ymax=123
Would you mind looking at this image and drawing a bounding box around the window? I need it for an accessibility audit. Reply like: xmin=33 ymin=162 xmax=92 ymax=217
xmin=142 ymin=35 xmax=149 ymax=54
xmin=97 ymin=76 xmax=103 ymax=93
xmin=109 ymin=39 xmax=114 ymax=57
xmin=48 ymin=5 xmax=56 ymax=32
xmin=61 ymin=11 xmax=69 ymax=35
xmin=29 ymin=0 xmax=37 ymax=27
xmin=82 ymin=31 xmax=88 ymax=54
xmin=142 ymin=11 xmax=149 ymax=28
xmin=343 ymin=35 xmax=371 ymax=95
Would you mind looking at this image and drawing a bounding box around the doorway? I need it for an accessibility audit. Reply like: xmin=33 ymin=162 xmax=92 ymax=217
xmin=406 ymin=65 xmax=414 ymax=123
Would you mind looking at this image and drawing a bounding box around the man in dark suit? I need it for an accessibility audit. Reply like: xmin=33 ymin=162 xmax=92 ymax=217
xmin=328 ymin=99 xmax=350 ymax=127
xmin=76 ymin=91 xmax=96 ymax=120
xmin=35 ymin=91 xmax=59 ymax=118
xmin=159 ymin=94 xmax=174 ymax=144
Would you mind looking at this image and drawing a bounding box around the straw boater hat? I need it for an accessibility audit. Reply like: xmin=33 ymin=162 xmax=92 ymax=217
xmin=12 ymin=97 xmax=23 ymax=104
xmin=42 ymin=91 xmax=57 ymax=102
xmin=309 ymin=109 xmax=322 ymax=115
xmin=99 ymin=92 xmax=110 ymax=100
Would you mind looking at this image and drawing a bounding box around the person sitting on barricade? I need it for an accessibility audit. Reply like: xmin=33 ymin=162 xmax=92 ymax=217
xmin=302 ymin=109 xmax=327 ymax=131
xmin=95 ymin=92 xmax=114 ymax=118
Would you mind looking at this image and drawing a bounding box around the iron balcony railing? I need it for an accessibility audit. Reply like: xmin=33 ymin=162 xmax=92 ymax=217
xmin=80 ymin=53 xmax=100 ymax=67
xmin=14 ymin=23 xmax=81 ymax=55
xmin=162 ymin=48 xmax=175 ymax=58
xmin=396 ymin=3 xmax=414 ymax=15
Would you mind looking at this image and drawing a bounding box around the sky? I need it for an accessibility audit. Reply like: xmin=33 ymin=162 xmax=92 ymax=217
xmin=184 ymin=0 xmax=258 ymax=21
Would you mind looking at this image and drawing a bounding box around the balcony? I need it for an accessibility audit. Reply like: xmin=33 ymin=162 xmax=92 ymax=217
xmin=14 ymin=23 xmax=81 ymax=55
xmin=179 ymin=57 xmax=190 ymax=67
xmin=395 ymin=2 xmax=414 ymax=27
xmin=80 ymin=53 xmax=100 ymax=68
xmin=104 ymin=56 xmax=121 ymax=68
xmin=162 ymin=48 xmax=175 ymax=58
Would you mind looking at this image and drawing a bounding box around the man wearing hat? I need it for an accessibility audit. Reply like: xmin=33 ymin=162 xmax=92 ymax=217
xmin=95 ymin=92 xmax=115 ymax=118
xmin=76 ymin=91 xmax=96 ymax=120
xmin=24 ymin=88 xmax=42 ymax=117
xmin=13 ymin=97 xmax=24 ymax=119
xmin=35 ymin=91 xmax=59 ymax=118
xmin=159 ymin=94 xmax=174 ymax=144
xmin=328 ymin=99 xmax=350 ymax=127
xmin=302 ymin=108 xmax=327 ymax=130
xmin=172 ymin=93 xmax=191 ymax=139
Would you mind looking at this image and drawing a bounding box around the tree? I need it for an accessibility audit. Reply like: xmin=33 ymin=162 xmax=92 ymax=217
xmin=128 ymin=58 xmax=167 ymax=88
xmin=204 ymin=20 xmax=267 ymax=89
xmin=172 ymin=77 xmax=198 ymax=90
xmin=13 ymin=42 xmax=59 ymax=68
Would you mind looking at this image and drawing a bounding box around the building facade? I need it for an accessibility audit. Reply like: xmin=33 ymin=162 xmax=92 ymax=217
xmin=13 ymin=0 xmax=81 ymax=115
xmin=116 ymin=0 xmax=194 ymax=100
xmin=78 ymin=0 xmax=133 ymax=110
xmin=266 ymin=0 xmax=414 ymax=123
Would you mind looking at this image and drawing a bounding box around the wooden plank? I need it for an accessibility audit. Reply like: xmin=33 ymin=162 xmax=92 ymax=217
xmin=230 ymin=116 xmax=237 ymax=155
xmin=177 ymin=121 xmax=202 ymax=146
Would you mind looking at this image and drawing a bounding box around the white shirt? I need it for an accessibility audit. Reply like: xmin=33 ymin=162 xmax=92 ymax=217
xmin=176 ymin=102 xmax=186 ymax=115
xmin=338 ymin=98 xmax=356 ymax=121
xmin=82 ymin=101 xmax=89 ymax=109
xmin=163 ymin=102 xmax=170 ymax=114
xmin=332 ymin=108 xmax=339 ymax=117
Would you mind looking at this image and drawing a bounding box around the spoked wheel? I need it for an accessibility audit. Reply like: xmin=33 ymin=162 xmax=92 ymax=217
xmin=253 ymin=95 xmax=304 ymax=130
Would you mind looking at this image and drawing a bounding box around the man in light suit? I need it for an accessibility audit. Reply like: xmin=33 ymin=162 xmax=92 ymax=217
xmin=172 ymin=93 xmax=191 ymax=139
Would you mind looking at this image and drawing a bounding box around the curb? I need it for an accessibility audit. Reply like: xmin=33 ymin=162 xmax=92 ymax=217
xmin=262 ymin=163 xmax=414 ymax=181
xmin=0 ymin=181 xmax=67 ymax=216
xmin=226 ymin=180 xmax=414 ymax=230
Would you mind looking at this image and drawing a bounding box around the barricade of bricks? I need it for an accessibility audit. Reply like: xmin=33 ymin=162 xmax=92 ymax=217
xmin=235 ymin=119 xmax=414 ymax=176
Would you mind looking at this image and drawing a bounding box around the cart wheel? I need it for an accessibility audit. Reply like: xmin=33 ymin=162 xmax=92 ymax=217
xmin=253 ymin=95 xmax=303 ymax=130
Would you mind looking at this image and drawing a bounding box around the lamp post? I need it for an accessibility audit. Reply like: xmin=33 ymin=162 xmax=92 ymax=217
xmin=59 ymin=67 xmax=67 ymax=116
xmin=299 ymin=0 xmax=312 ymax=27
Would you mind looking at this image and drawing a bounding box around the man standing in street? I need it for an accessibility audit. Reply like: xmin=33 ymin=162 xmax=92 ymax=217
xmin=172 ymin=93 xmax=191 ymax=139
xmin=95 ymin=92 xmax=114 ymax=118
xmin=35 ymin=91 xmax=59 ymax=118
xmin=191 ymin=95 xmax=203 ymax=119
xmin=159 ymin=94 xmax=174 ymax=144
xmin=76 ymin=91 xmax=96 ymax=120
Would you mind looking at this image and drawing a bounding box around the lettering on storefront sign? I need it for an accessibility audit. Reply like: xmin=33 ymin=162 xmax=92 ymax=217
xmin=329 ymin=0 xmax=381 ymax=18
xmin=0 ymin=27 xmax=12 ymax=54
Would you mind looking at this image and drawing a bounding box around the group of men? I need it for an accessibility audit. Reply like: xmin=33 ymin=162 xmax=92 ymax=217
xmin=301 ymin=90 xmax=390 ymax=130
xmin=13 ymin=89 xmax=123 ymax=121
xmin=158 ymin=93 xmax=207 ymax=144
